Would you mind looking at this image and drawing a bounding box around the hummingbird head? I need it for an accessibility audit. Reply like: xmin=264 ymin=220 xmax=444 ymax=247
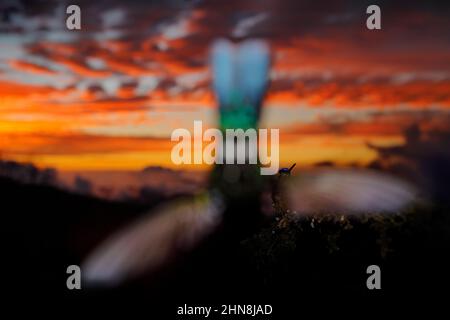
xmin=211 ymin=39 xmax=271 ymax=131
xmin=278 ymin=163 xmax=296 ymax=176
xmin=278 ymin=168 xmax=291 ymax=175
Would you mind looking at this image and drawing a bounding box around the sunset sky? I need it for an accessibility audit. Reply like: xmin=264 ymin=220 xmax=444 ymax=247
xmin=0 ymin=0 xmax=449 ymax=171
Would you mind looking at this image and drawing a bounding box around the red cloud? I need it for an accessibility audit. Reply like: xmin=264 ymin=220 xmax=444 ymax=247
xmin=9 ymin=60 xmax=56 ymax=75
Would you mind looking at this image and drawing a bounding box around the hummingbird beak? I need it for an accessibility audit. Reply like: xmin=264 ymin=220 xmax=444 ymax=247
xmin=288 ymin=163 xmax=296 ymax=173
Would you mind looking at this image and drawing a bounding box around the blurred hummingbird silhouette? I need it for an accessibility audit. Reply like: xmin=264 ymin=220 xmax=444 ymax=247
xmin=272 ymin=163 xmax=296 ymax=218
xmin=82 ymin=39 xmax=417 ymax=286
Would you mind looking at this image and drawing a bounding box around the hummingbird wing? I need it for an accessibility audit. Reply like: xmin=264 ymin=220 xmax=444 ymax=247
xmin=82 ymin=193 xmax=224 ymax=287
xmin=279 ymin=169 xmax=417 ymax=215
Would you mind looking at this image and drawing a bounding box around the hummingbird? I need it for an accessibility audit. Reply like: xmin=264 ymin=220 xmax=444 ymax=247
xmin=272 ymin=163 xmax=296 ymax=218
xmin=82 ymin=39 xmax=417 ymax=287
xmin=278 ymin=163 xmax=296 ymax=176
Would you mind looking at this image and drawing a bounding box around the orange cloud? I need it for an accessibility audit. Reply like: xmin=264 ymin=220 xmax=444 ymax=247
xmin=9 ymin=60 xmax=56 ymax=75
xmin=266 ymin=79 xmax=450 ymax=109
xmin=0 ymin=80 xmax=54 ymax=98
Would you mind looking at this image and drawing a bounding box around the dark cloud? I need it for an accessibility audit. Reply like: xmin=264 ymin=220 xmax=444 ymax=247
xmin=0 ymin=159 xmax=58 ymax=185
xmin=369 ymin=124 xmax=450 ymax=203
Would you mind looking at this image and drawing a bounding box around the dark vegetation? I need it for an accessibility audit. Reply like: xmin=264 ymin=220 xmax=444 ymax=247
xmin=4 ymin=172 xmax=449 ymax=315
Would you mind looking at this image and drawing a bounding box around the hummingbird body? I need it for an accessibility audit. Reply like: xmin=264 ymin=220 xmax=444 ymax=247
xmin=271 ymin=164 xmax=297 ymax=218
xmin=209 ymin=39 xmax=271 ymax=237
xmin=82 ymin=39 xmax=418 ymax=287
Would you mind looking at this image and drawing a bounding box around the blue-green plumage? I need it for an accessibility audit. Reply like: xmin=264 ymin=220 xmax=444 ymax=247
xmin=209 ymin=39 xmax=271 ymax=234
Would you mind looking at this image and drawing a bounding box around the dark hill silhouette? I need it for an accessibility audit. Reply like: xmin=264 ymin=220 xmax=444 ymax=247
xmin=4 ymin=172 xmax=449 ymax=313
xmin=2 ymin=175 xmax=167 ymax=300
